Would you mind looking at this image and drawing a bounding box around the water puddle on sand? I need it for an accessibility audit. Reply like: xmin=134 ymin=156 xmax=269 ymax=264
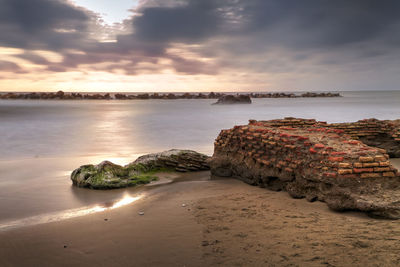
xmin=0 ymin=193 xmax=143 ymax=232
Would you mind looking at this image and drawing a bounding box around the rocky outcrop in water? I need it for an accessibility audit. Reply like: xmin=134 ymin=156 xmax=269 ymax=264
xmin=211 ymin=118 xmax=400 ymax=219
xmin=71 ymin=149 xmax=210 ymax=189
xmin=212 ymin=95 xmax=252 ymax=105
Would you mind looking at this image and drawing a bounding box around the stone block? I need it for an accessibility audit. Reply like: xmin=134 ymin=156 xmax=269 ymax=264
xmin=362 ymin=162 xmax=379 ymax=167
xmin=359 ymin=156 xmax=374 ymax=162
xmin=353 ymin=162 xmax=363 ymax=168
xmin=383 ymin=172 xmax=395 ymax=177
xmin=339 ymin=163 xmax=352 ymax=168
xmin=328 ymin=157 xmax=344 ymax=162
xmin=360 ymin=173 xmax=381 ymax=178
xmin=374 ymin=155 xmax=386 ymax=162
xmin=338 ymin=169 xmax=353 ymax=175
xmin=353 ymin=168 xmax=373 ymax=173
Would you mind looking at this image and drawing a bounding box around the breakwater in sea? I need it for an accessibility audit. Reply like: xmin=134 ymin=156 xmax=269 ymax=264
xmin=0 ymin=91 xmax=341 ymax=100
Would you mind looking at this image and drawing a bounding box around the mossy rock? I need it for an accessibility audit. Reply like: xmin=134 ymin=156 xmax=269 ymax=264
xmin=71 ymin=161 xmax=162 ymax=189
xmin=71 ymin=149 xmax=210 ymax=190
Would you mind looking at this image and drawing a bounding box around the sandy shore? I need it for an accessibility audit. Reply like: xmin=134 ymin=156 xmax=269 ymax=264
xmin=1 ymin=168 xmax=400 ymax=266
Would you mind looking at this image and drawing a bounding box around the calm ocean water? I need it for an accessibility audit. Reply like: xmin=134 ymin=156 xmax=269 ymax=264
xmin=0 ymin=91 xmax=400 ymax=226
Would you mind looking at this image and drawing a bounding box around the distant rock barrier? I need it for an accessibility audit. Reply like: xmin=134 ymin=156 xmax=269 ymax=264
xmin=71 ymin=149 xmax=210 ymax=189
xmin=0 ymin=91 xmax=341 ymax=100
xmin=211 ymin=118 xmax=400 ymax=219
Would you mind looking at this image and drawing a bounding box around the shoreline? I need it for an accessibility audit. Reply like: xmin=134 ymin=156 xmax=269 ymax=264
xmin=0 ymin=156 xmax=398 ymax=230
xmin=1 ymin=171 xmax=400 ymax=266
xmin=0 ymin=171 xmax=181 ymax=232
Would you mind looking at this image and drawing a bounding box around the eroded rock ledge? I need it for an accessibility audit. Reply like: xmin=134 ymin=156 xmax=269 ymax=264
xmin=71 ymin=149 xmax=210 ymax=189
xmin=211 ymin=118 xmax=400 ymax=219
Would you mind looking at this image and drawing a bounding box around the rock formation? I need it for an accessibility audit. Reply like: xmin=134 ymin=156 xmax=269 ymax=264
xmin=71 ymin=149 xmax=210 ymax=189
xmin=211 ymin=118 xmax=400 ymax=219
xmin=212 ymin=95 xmax=252 ymax=105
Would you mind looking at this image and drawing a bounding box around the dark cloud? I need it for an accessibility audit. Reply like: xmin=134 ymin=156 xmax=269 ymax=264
xmin=0 ymin=0 xmax=88 ymax=32
xmin=235 ymin=0 xmax=400 ymax=49
xmin=113 ymin=0 xmax=400 ymax=75
xmin=133 ymin=0 xmax=221 ymax=43
xmin=0 ymin=0 xmax=93 ymax=50
xmin=17 ymin=53 xmax=49 ymax=65
xmin=169 ymin=55 xmax=219 ymax=75
xmin=125 ymin=0 xmax=400 ymax=52
xmin=0 ymin=60 xmax=27 ymax=73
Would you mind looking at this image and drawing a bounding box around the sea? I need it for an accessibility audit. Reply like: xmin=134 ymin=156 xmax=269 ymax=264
xmin=1 ymin=90 xmax=400 ymax=229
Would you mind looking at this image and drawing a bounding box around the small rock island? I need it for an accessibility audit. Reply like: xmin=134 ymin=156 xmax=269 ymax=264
xmin=212 ymin=94 xmax=252 ymax=105
xmin=71 ymin=149 xmax=210 ymax=189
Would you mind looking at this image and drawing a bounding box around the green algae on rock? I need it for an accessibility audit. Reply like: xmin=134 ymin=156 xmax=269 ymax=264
xmin=71 ymin=149 xmax=210 ymax=189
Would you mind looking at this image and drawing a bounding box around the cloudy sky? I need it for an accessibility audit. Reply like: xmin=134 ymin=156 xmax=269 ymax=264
xmin=0 ymin=0 xmax=399 ymax=92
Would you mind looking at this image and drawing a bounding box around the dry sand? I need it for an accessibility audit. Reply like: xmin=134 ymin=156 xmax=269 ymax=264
xmin=1 ymin=167 xmax=400 ymax=267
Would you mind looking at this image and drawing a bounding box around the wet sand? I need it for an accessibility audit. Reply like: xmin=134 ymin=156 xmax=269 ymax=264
xmin=0 ymin=155 xmax=150 ymax=223
xmin=1 ymin=164 xmax=400 ymax=266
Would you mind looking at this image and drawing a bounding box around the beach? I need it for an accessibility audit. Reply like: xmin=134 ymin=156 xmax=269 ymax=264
xmin=2 ymin=0 xmax=400 ymax=265
xmin=1 ymin=160 xmax=400 ymax=266
xmin=1 ymin=91 xmax=400 ymax=222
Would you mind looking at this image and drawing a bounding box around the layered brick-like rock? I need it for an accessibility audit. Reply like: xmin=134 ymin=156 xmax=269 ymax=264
xmin=254 ymin=118 xmax=400 ymax=157
xmin=211 ymin=119 xmax=400 ymax=219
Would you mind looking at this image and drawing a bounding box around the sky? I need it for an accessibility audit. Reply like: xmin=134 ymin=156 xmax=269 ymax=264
xmin=73 ymin=0 xmax=138 ymax=25
xmin=0 ymin=0 xmax=399 ymax=92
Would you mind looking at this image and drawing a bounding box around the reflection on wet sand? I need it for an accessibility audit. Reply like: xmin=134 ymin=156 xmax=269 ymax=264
xmin=0 ymin=194 xmax=143 ymax=232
